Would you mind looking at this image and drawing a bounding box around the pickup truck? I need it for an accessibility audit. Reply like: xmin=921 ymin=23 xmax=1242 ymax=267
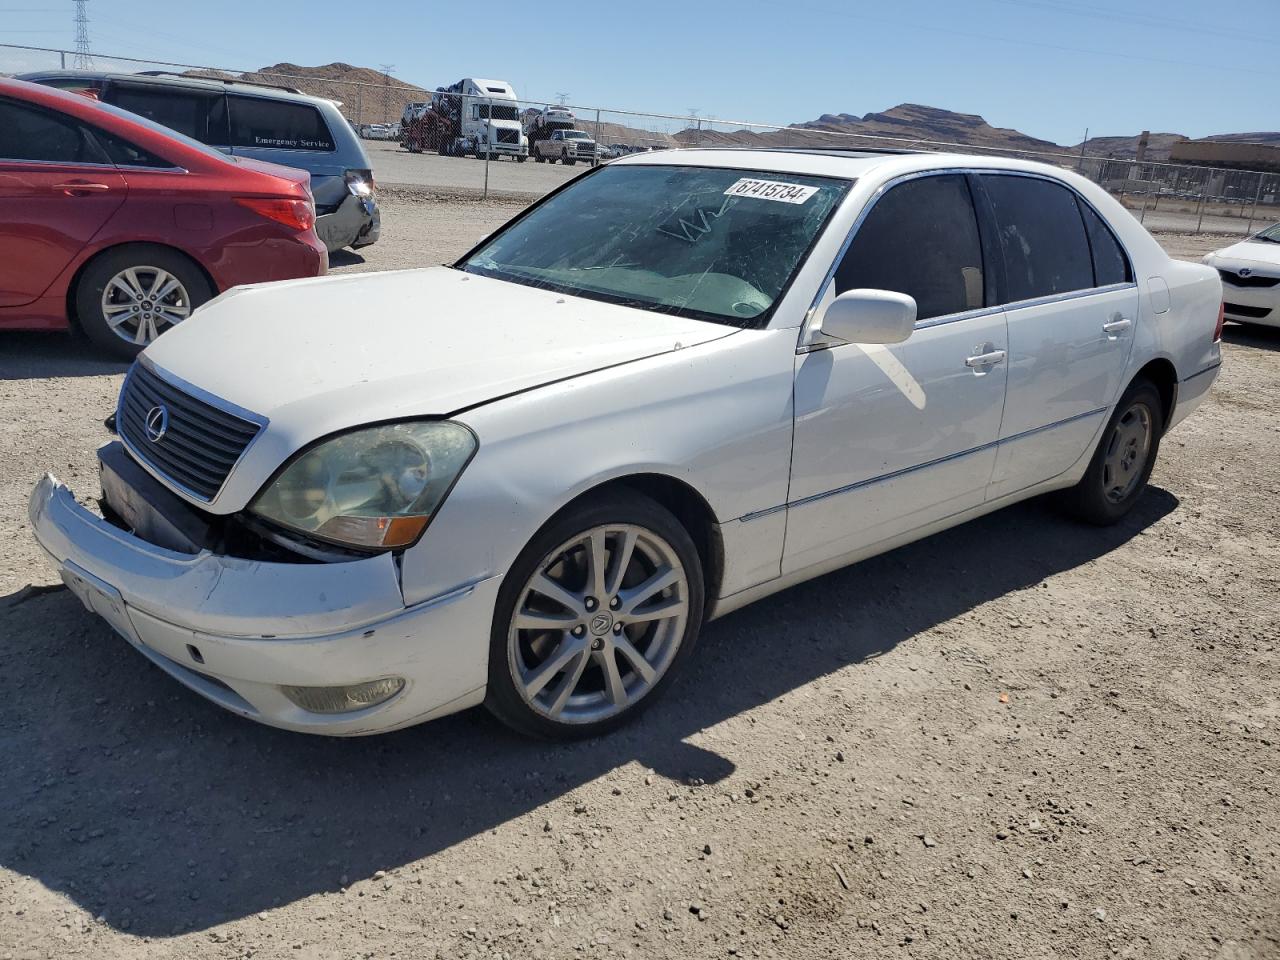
xmin=532 ymin=129 xmax=598 ymax=165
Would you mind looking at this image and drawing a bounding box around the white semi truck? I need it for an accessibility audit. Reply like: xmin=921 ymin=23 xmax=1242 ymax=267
xmin=403 ymin=78 xmax=528 ymax=160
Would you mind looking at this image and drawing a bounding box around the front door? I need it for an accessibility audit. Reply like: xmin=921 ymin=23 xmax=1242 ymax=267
xmin=0 ymin=97 xmax=126 ymax=308
xmin=784 ymin=173 xmax=1009 ymax=574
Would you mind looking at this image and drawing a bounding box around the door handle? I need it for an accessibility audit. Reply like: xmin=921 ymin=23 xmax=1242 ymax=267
xmin=1103 ymin=316 xmax=1132 ymax=336
xmin=965 ymin=349 xmax=1007 ymax=368
xmin=52 ymin=181 xmax=111 ymax=195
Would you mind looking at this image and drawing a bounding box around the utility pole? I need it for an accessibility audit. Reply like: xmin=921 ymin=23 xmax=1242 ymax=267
xmin=379 ymin=64 xmax=395 ymax=123
xmin=1077 ymin=127 xmax=1089 ymax=172
xmin=73 ymin=0 xmax=93 ymax=69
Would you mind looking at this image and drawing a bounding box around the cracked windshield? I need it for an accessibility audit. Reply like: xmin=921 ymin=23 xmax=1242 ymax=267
xmin=461 ymin=165 xmax=850 ymax=325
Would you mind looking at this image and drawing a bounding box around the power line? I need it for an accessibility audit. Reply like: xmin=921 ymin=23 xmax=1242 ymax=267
xmin=72 ymin=0 xmax=91 ymax=69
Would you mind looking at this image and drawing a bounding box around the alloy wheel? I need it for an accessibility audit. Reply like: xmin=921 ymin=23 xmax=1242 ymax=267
xmin=508 ymin=524 xmax=689 ymax=724
xmin=1101 ymin=401 xmax=1153 ymax=502
xmin=100 ymin=266 xmax=192 ymax=345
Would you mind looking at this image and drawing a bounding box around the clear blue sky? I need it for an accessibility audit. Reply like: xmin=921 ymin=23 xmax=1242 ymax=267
xmin=2 ymin=0 xmax=1277 ymax=144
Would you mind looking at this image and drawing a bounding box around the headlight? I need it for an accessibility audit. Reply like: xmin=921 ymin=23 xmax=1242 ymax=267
xmin=250 ymin=422 xmax=476 ymax=550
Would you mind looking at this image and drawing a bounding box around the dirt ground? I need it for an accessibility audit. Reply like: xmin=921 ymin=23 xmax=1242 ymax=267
xmin=1 ymin=202 xmax=1277 ymax=960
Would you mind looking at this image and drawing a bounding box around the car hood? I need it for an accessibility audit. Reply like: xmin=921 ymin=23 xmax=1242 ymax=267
xmin=142 ymin=266 xmax=735 ymax=453
xmin=1207 ymin=239 xmax=1280 ymax=269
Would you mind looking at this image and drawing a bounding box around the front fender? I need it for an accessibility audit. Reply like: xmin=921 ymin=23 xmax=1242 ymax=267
xmin=398 ymin=328 xmax=799 ymax=606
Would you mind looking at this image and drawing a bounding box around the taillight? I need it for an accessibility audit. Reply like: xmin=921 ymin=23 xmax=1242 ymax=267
xmin=1213 ymin=301 xmax=1225 ymax=343
xmin=344 ymin=169 xmax=375 ymax=197
xmin=234 ymin=197 xmax=315 ymax=232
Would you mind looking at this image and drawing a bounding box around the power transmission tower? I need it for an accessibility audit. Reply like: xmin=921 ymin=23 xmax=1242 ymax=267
xmin=73 ymin=0 xmax=93 ymax=69
xmin=379 ymin=64 xmax=395 ymax=122
xmin=555 ymin=92 xmax=570 ymax=106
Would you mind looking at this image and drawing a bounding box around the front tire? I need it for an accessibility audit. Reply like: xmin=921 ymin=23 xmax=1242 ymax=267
xmin=484 ymin=492 xmax=705 ymax=740
xmin=1060 ymin=379 xmax=1164 ymax=525
xmin=75 ymin=245 xmax=212 ymax=360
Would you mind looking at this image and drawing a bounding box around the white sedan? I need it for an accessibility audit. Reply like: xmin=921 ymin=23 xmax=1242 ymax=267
xmin=29 ymin=149 xmax=1224 ymax=738
xmin=1203 ymin=223 xmax=1280 ymax=328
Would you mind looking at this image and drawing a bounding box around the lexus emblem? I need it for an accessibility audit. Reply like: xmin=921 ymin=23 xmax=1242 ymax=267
xmin=144 ymin=405 xmax=169 ymax=443
xmin=590 ymin=613 xmax=614 ymax=635
xmin=1238 ymin=268 xmax=1253 ymax=278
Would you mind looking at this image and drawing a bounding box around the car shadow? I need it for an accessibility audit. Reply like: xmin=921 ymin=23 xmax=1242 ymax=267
xmin=0 ymin=332 xmax=128 ymax=380
xmin=327 ymin=249 xmax=367 ymax=269
xmin=1223 ymin=322 xmax=1280 ymax=349
xmin=0 ymin=488 xmax=1178 ymax=935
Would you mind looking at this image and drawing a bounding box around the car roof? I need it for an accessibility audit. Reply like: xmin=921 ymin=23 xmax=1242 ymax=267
xmin=609 ymin=146 xmax=1079 ymax=182
xmin=16 ymin=68 xmax=337 ymax=107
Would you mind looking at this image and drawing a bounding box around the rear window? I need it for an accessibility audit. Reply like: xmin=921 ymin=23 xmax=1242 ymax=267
xmin=981 ymin=174 xmax=1094 ymax=303
xmin=228 ymin=96 xmax=334 ymax=151
xmin=105 ymin=84 xmax=227 ymax=145
xmin=1078 ymin=201 xmax=1133 ymax=287
xmin=90 ymin=127 xmax=174 ymax=168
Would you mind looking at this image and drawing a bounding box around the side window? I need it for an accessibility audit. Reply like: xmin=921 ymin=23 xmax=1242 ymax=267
xmin=227 ymin=96 xmax=335 ymax=151
xmin=90 ymin=127 xmax=174 ymax=168
xmin=105 ymin=85 xmax=224 ymax=145
xmin=834 ymin=174 xmax=985 ymax=321
xmin=0 ymin=99 xmax=108 ymax=164
xmin=981 ymin=175 xmax=1093 ymax=302
xmin=1078 ymin=201 xmax=1133 ymax=287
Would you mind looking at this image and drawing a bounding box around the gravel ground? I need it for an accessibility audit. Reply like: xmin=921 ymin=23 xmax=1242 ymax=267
xmin=368 ymin=140 xmax=582 ymax=200
xmin=1 ymin=202 xmax=1277 ymax=960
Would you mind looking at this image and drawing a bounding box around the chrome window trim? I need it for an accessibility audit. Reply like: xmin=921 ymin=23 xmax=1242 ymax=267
xmin=984 ymin=280 xmax=1139 ymax=319
xmin=0 ymin=157 xmax=186 ymax=173
xmin=115 ymin=356 xmax=269 ymax=506
xmin=0 ymin=157 xmax=118 ymax=171
xmin=802 ymin=166 xmax=1139 ymax=339
xmin=739 ymin=405 xmax=1110 ymax=522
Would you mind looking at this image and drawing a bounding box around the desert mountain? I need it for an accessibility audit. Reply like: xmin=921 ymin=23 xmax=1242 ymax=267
xmin=186 ymin=63 xmax=1279 ymax=159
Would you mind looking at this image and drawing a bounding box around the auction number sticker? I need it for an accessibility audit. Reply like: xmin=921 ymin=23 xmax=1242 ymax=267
xmin=723 ymin=178 xmax=819 ymax=204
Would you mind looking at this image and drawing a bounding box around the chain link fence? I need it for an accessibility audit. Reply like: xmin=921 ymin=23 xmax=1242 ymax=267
xmin=4 ymin=42 xmax=1279 ymax=235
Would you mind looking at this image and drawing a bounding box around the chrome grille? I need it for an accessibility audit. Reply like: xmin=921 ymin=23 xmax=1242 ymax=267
xmin=117 ymin=363 xmax=262 ymax=501
xmin=1219 ymin=269 xmax=1280 ymax=289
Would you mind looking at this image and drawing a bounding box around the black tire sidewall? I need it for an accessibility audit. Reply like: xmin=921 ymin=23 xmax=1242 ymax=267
xmin=75 ymin=245 xmax=213 ymax=361
xmin=1070 ymin=380 xmax=1165 ymax=525
xmin=483 ymin=492 xmax=706 ymax=740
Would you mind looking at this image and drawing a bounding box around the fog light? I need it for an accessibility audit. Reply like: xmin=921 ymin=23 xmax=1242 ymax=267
xmin=279 ymin=677 xmax=405 ymax=714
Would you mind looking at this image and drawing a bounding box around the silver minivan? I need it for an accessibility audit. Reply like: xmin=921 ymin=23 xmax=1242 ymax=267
xmin=19 ymin=70 xmax=380 ymax=253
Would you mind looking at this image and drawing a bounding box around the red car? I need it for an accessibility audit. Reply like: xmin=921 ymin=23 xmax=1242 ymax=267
xmin=0 ymin=78 xmax=327 ymax=359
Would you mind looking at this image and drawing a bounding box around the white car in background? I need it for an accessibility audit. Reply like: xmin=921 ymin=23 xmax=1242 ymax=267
xmin=30 ymin=149 xmax=1223 ymax=739
xmin=1203 ymin=223 xmax=1280 ymax=328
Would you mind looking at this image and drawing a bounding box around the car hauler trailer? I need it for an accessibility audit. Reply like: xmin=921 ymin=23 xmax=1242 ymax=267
xmin=403 ymin=78 xmax=527 ymax=160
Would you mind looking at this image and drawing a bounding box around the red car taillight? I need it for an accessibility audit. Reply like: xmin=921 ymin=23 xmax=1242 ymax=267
xmin=1213 ymin=301 xmax=1225 ymax=343
xmin=234 ymin=197 xmax=315 ymax=232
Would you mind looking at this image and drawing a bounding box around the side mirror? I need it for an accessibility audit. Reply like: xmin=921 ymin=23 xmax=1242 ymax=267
xmin=819 ymin=289 xmax=917 ymax=345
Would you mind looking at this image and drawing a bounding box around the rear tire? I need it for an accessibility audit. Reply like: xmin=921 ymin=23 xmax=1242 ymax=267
xmin=484 ymin=491 xmax=705 ymax=740
xmin=1059 ymin=379 xmax=1164 ymax=525
xmin=74 ymin=245 xmax=213 ymax=361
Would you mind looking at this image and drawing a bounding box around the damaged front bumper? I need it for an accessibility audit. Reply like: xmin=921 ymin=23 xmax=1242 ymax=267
xmin=28 ymin=473 xmax=498 ymax=736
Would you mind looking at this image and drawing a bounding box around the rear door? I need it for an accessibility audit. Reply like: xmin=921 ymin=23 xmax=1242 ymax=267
xmin=226 ymin=94 xmax=344 ymax=210
xmin=976 ymin=173 xmax=1140 ymax=500
xmin=0 ymin=96 xmax=126 ymax=308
